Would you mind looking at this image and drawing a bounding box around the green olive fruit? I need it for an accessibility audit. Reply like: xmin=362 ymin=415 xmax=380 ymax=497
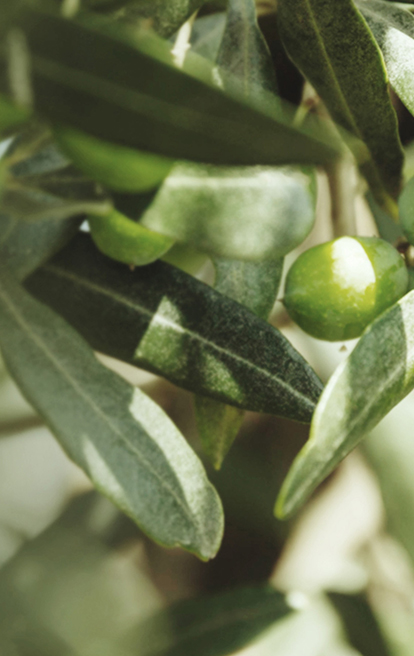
xmin=54 ymin=125 xmax=174 ymax=193
xmin=88 ymin=209 xmax=174 ymax=266
xmin=399 ymin=176 xmax=414 ymax=245
xmin=284 ymin=236 xmax=408 ymax=341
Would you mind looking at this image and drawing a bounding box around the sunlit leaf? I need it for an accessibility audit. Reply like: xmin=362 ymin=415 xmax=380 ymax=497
xmin=357 ymin=0 xmax=414 ymax=118
xmin=277 ymin=0 xmax=404 ymax=211
xmin=276 ymin=290 xmax=414 ymax=519
xmin=0 ymin=272 xmax=224 ymax=559
xmin=25 ymin=233 xmax=323 ymax=422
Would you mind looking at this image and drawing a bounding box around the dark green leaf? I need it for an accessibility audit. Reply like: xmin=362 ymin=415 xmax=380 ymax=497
xmin=216 ymin=0 xmax=279 ymax=103
xmin=124 ymin=586 xmax=292 ymax=656
xmin=357 ymin=0 xmax=414 ymax=118
xmin=277 ymin=0 xmax=404 ymax=211
xmin=195 ymin=257 xmax=284 ymax=468
xmin=0 ymin=4 xmax=339 ymax=168
xmin=140 ymin=164 xmax=316 ymax=260
xmin=25 ymin=233 xmax=323 ymax=422
xmin=0 ymin=213 xmax=82 ymax=281
xmin=276 ymin=289 xmax=414 ymax=519
xmin=0 ymin=272 xmax=224 ymax=559
xmin=109 ymin=0 xmax=208 ymax=38
xmin=328 ymin=592 xmax=392 ymax=656
xmin=2 ymin=167 xmax=111 ymax=221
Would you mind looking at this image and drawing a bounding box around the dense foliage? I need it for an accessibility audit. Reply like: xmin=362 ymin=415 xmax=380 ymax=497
xmin=2 ymin=0 xmax=414 ymax=654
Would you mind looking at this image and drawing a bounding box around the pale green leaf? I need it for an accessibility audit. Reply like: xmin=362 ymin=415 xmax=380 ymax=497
xmin=276 ymin=290 xmax=414 ymax=519
xmin=0 ymin=213 xmax=82 ymax=281
xmin=357 ymin=0 xmax=414 ymax=118
xmin=0 ymin=272 xmax=224 ymax=559
xmin=25 ymin=233 xmax=323 ymax=422
xmin=140 ymin=164 xmax=316 ymax=261
xmin=277 ymin=0 xmax=404 ymax=211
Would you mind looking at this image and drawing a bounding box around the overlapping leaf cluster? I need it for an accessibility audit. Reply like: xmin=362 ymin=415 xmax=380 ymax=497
xmin=1 ymin=0 xmax=414 ymax=563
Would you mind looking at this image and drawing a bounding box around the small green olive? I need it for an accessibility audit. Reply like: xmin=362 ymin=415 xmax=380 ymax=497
xmin=88 ymin=209 xmax=174 ymax=266
xmin=284 ymin=236 xmax=408 ymax=341
xmin=54 ymin=125 xmax=174 ymax=193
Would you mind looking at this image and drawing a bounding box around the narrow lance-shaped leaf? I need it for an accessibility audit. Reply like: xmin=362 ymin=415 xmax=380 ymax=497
xmin=276 ymin=290 xmax=414 ymax=519
xmin=357 ymin=0 xmax=414 ymax=119
xmin=25 ymin=233 xmax=323 ymax=422
xmin=123 ymin=585 xmax=292 ymax=656
xmin=277 ymin=0 xmax=404 ymax=212
xmin=0 ymin=271 xmax=224 ymax=559
xmin=0 ymin=4 xmax=339 ymax=168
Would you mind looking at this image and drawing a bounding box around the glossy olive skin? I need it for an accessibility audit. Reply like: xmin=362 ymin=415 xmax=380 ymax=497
xmin=284 ymin=236 xmax=408 ymax=341
xmin=88 ymin=209 xmax=174 ymax=266
xmin=54 ymin=125 xmax=174 ymax=193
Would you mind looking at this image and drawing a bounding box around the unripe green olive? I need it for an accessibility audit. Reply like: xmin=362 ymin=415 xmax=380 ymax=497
xmin=54 ymin=125 xmax=174 ymax=193
xmin=284 ymin=236 xmax=408 ymax=341
xmin=88 ymin=209 xmax=174 ymax=266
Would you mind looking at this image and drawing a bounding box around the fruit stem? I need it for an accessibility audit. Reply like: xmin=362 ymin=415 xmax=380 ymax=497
xmin=326 ymin=153 xmax=357 ymax=238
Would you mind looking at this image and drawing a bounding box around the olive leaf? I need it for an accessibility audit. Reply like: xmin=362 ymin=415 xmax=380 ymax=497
xmin=357 ymin=0 xmax=414 ymax=118
xmin=140 ymin=163 xmax=316 ymax=261
xmin=276 ymin=289 xmax=414 ymax=519
xmin=25 ymin=233 xmax=323 ymax=423
xmin=277 ymin=0 xmax=404 ymax=211
xmin=195 ymin=258 xmax=284 ymax=468
xmin=0 ymin=213 xmax=82 ymax=282
xmin=328 ymin=593 xmax=392 ymax=656
xmin=0 ymin=271 xmax=224 ymax=559
xmin=0 ymin=4 xmax=339 ymax=169
xmin=123 ymin=585 xmax=292 ymax=656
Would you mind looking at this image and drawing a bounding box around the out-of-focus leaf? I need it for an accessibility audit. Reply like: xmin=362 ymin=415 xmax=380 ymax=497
xmin=0 ymin=5 xmax=339 ymax=168
xmin=357 ymin=0 xmax=414 ymax=118
xmin=277 ymin=0 xmax=403 ymax=212
xmin=2 ymin=167 xmax=111 ymax=221
xmin=190 ymin=13 xmax=226 ymax=61
xmin=124 ymin=586 xmax=292 ymax=656
xmin=0 ymin=213 xmax=82 ymax=281
xmin=366 ymin=190 xmax=403 ymax=244
xmin=328 ymin=592 xmax=392 ymax=656
xmin=0 ymin=492 xmax=161 ymax=656
xmin=140 ymin=164 xmax=316 ymax=261
xmin=363 ymin=393 xmax=414 ymax=566
xmin=276 ymin=290 xmax=414 ymax=519
xmin=0 ymin=273 xmax=224 ymax=559
xmin=0 ymin=94 xmax=30 ymax=135
xmin=25 ymin=233 xmax=323 ymax=422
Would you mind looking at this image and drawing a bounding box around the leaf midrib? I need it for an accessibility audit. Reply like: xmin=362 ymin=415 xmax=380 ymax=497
xmin=42 ymin=263 xmax=317 ymax=410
